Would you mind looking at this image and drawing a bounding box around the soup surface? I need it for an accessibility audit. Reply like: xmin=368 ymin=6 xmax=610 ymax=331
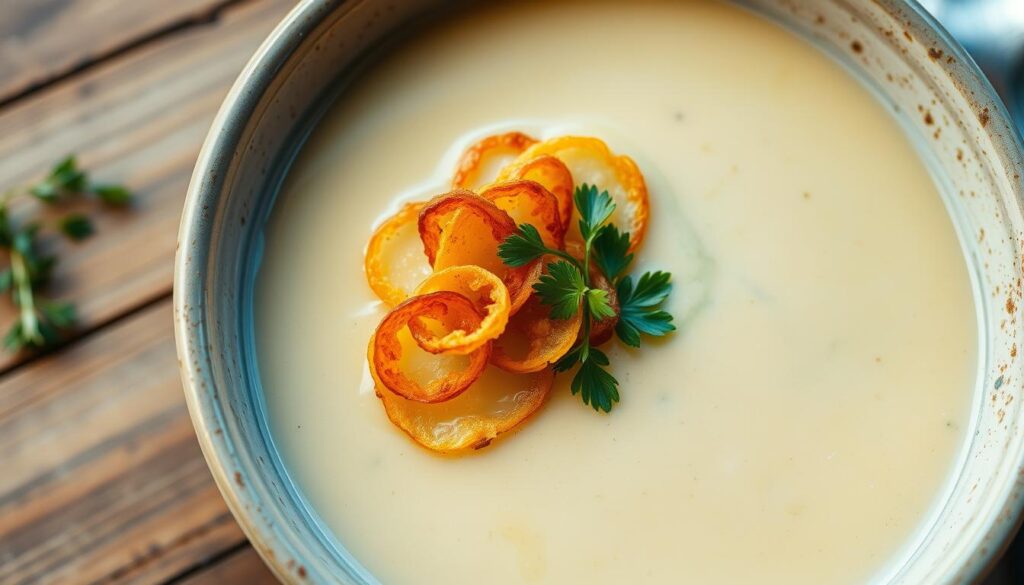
xmin=256 ymin=1 xmax=977 ymax=583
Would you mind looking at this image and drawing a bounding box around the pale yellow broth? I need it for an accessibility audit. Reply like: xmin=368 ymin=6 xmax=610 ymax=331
xmin=256 ymin=1 xmax=978 ymax=583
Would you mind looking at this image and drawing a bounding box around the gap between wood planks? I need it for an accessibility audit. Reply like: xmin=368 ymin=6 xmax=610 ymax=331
xmin=0 ymin=288 xmax=172 ymax=379
xmin=0 ymin=0 xmax=256 ymax=111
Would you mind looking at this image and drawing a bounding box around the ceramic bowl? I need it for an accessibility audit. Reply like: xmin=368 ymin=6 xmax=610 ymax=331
xmin=175 ymin=0 xmax=1024 ymax=582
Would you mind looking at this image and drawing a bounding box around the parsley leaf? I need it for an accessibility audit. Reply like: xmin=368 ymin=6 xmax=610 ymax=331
xmin=31 ymin=155 xmax=87 ymax=203
xmin=60 ymin=214 xmax=94 ymax=241
xmin=616 ymin=271 xmax=676 ymax=347
xmin=570 ymin=348 xmax=620 ymax=412
xmin=574 ymin=184 xmax=615 ymax=241
xmin=592 ymin=224 xmax=633 ymax=281
xmin=498 ymin=224 xmax=549 ymax=267
xmin=93 ymin=184 xmax=132 ymax=206
xmin=533 ymin=261 xmax=586 ymax=319
xmin=585 ymin=288 xmax=616 ymax=320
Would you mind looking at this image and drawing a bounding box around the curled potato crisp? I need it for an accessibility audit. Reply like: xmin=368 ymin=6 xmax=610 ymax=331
xmin=481 ymin=180 xmax=565 ymax=249
xmin=371 ymin=292 xmax=490 ymax=403
xmin=452 ymin=131 xmax=537 ymax=191
xmin=376 ymin=365 xmax=554 ymax=453
xmin=507 ymin=136 xmax=650 ymax=252
xmin=411 ymin=266 xmax=510 ymax=355
xmin=364 ymin=202 xmax=431 ymax=306
xmin=498 ymin=155 xmax=574 ymax=234
xmin=419 ymin=191 xmax=540 ymax=314
xmin=491 ymin=293 xmax=582 ymax=373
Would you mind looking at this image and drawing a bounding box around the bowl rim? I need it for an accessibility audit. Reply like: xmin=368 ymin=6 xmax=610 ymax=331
xmin=174 ymin=0 xmax=349 ymax=580
xmin=174 ymin=0 xmax=1024 ymax=582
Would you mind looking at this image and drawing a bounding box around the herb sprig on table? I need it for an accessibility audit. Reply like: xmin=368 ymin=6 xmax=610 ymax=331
xmin=1 ymin=156 xmax=132 ymax=352
xmin=499 ymin=184 xmax=675 ymax=413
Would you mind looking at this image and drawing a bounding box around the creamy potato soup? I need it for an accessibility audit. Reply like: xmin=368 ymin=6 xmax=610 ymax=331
xmin=256 ymin=1 xmax=977 ymax=583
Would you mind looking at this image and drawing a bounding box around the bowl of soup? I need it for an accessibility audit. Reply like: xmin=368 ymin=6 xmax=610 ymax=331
xmin=175 ymin=0 xmax=1024 ymax=583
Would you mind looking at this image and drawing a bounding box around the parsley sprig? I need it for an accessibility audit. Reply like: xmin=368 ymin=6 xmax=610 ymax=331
xmin=498 ymin=183 xmax=675 ymax=412
xmin=0 ymin=155 xmax=132 ymax=352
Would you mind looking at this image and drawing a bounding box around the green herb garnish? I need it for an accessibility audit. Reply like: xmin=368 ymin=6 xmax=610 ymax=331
xmin=0 ymin=155 xmax=132 ymax=352
xmin=498 ymin=183 xmax=675 ymax=412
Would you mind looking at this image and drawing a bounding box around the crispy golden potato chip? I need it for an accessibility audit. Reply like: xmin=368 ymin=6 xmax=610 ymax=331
xmin=370 ymin=292 xmax=490 ymax=403
xmin=506 ymin=136 xmax=649 ymax=251
xmin=452 ymin=131 xmax=537 ymax=191
xmin=499 ymin=155 xmax=574 ymax=234
xmin=376 ymin=365 xmax=554 ymax=453
xmin=364 ymin=202 xmax=431 ymax=306
xmin=481 ymin=180 xmax=565 ymax=249
xmin=419 ymin=191 xmax=540 ymax=314
xmin=411 ymin=266 xmax=510 ymax=355
xmin=491 ymin=294 xmax=582 ymax=373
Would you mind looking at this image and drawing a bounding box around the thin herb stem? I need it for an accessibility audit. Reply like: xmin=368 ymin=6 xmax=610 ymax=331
xmin=549 ymin=248 xmax=584 ymax=271
xmin=581 ymin=243 xmax=593 ymax=288
xmin=10 ymin=249 xmax=41 ymax=344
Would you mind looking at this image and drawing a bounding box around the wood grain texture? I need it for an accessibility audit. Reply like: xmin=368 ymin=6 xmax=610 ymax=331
xmin=177 ymin=546 xmax=277 ymax=585
xmin=0 ymin=300 xmax=249 ymax=585
xmin=0 ymin=0 xmax=296 ymax=373
xmin=0 ymin=0 xmax=235 ymax=103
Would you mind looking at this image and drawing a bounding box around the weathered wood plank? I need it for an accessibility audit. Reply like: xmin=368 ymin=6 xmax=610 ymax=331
xmin=0 ymin=300 xmax=252 ymax=584
xmin=177 ymin=546 xmax=278 ymax=584
xmin=0 ymin=0 xmax=296 ymax=372
xmin=0 ymin=0 xmax=235 ymax=103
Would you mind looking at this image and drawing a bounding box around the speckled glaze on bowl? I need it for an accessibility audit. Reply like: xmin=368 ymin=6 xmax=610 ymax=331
xmin=174 ymin=0 xmax=1024 ymax=583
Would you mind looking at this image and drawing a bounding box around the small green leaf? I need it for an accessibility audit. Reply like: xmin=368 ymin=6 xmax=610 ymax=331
xmin=533 ymin=261 xmax=586 ymax=320
xmin=574 ymin=184 xmax=616 ymax=241
xmin=592 ymin=224 xmax=633 ymax=281
xmin=615 ymin=319 xmax=642 ymax=348
xmin=0 ymin=269 xmax=11 ymax=294
xmin=622 ymin=271 xmax=673 ymax=308
xmin=498 ymin=224 xmax=548 ymax=267
xmin=12 ymin=225 xmax=37 ymax=256
xmin=27 ymin=254 xmax=57 ymax=287
xmin=31 ymin=156 xmax=87 ymax=203
xmin=3 ymin=322 xmax=25 ymax=352
xmin=92 ymin=184 xmax=132 ymax=206
xmin=0 ymin=205 xmax=12 ymax=247
xmin=570 ymin=348 xmax=620 ymax=412
xmin=60 ymin=214 xmax=94 ymax=241
xmin=615 ymin=271 xmax=676 ymax=347
xmin=52 ymin=155 xmax=87 ymax=192
xmin=52 ymin=156 xmax=77 ymax=177
xmin=586 ymin=288 xmax=616 ymax=320
xmin=30 ymin=182 xmax=59 ymax=203
xmin=41 ymin=300 xmax=76 ymax=328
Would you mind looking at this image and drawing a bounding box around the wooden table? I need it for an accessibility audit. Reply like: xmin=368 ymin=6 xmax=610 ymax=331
xmin=0 ymin=1 xmax=1021 ymax=583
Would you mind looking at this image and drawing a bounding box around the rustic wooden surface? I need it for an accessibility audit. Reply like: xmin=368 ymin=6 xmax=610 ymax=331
xmin=0 ymin=0 xmax=291 ymax=582
xmin=0 ymin=0 xmax=1020 ymax=584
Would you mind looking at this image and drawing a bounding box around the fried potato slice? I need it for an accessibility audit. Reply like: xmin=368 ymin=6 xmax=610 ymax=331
xmin=499 ymin=155 xmax=574 ymax=234
xmin=491 ymin=293 xmax=582 ymax=373
xmin=371 ymin=291 xmax=490 ymax=403
xmin=364 ymin=202 xmax=432 ymax=306
xmin=452 ymin=131 xmax=537 ymax=191
xmin=410 ymin=266 xmax=510 ymax=355
xmin=480 ymin=180 xmax=565 ymax=249
xmin=375 ymin=364 xmax=554 ymax=453
xmin=504 ymin=136 xmax=649 ymax=252
xmin=419 ymin=191 xmax=540 ymax=314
